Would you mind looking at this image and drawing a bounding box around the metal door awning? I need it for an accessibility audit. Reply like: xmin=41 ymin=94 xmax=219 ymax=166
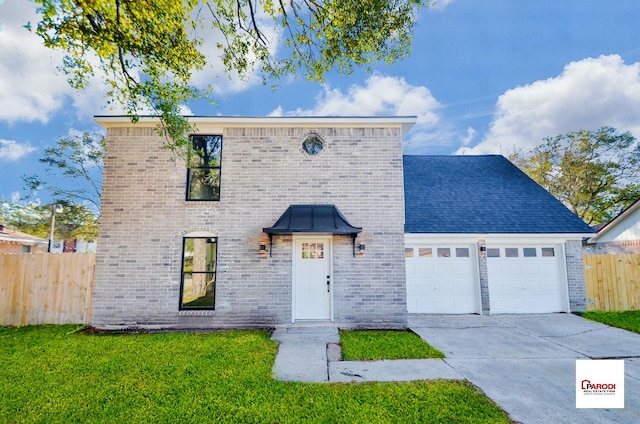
xmin=263 ymin=204 xmax=362 ymax=256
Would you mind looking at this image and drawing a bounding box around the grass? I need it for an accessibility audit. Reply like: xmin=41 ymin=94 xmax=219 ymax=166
xmin=0 ymin=325 xmax=510 ymax=423
xmin=340 ymin=329 xmax=445 ymax=360
xmin=576 ymin=310 xmax=640 ymax=334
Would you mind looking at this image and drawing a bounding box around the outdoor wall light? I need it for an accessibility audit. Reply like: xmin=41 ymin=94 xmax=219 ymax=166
xmin=259 ymin=244 xmax=268 ymax=256
xmin=358 ymin=244 xmax=366 ymax=255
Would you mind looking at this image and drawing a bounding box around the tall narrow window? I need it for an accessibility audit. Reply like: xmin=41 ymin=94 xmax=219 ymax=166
xmin=187 ymin=135 xmax=222 ymax=200
xmin=180 ymin=237 xmax=217 ymax=310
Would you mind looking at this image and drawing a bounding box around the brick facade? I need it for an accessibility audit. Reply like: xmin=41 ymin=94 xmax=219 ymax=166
xmin=92 ymin=116 xmax=590 ymax=328
xmin=477 ymin=239 xmax=490 ymax=313
xmin=92 ymin=117 xmax=410 ymax=329
xmin=565 ymin=239 xmax=587 ymax=311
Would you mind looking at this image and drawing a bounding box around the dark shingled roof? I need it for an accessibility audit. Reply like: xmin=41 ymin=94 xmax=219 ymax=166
xmin=403 ymin=155 xmax=594 ymax=234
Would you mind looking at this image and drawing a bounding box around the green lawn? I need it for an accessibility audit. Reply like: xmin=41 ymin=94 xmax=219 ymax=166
xmin=577 ymin=310 xmax=640 ymax=334
xmin=340 ymin=329 xmax=445 ymax=360
xmin=0 ymin=325 xmax=510 ymax=423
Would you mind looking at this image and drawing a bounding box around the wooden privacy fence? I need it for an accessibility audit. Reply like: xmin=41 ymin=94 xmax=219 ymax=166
xmin=0 ymin=253 xmax=95 ymax=326
xmin=584 ymin=254 xmax=640 ymax=311
xmin=1 ymin=252 xmax=638 ymax=324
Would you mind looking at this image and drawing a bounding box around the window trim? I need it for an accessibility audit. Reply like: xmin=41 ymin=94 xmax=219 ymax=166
xmin=505 ymin=247 xmax=519 ymax=258
xmin=301 ymin=133 xmax=325 ymax=156
xmin=186 ymin=135 xmax=223 ymax=201
xmin=179 ymin=236 xmax=217 ymax=311
xmin=541 ymin=247 xmax=556 ymax=257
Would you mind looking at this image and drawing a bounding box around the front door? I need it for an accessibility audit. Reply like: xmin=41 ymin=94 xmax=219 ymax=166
xmin=293 ymin=236 xmax=332 ymax=321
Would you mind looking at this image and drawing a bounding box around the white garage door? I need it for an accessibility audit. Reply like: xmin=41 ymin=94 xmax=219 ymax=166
xmin=406 ymin=245 xmax=480 ymax=314
xmin=487 ymin=245 xmax=567 ymax=314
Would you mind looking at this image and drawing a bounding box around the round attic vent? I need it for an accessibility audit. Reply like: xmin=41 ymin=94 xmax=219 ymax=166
xmin=301 ymin=134 xmax=324 ymax=156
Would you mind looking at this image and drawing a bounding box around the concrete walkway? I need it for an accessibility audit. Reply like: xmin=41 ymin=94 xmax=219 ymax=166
xmin=271 ymin=315 xmax=640 ymax=424
xmin=271 ymin=326 xmax=461 ymax=383
xmin=271 ymin=327 xmax=339 ymax=382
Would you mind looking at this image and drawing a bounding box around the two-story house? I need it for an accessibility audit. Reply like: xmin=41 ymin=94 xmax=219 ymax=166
xmin=92 ymin=116 xmax=593 ymax=329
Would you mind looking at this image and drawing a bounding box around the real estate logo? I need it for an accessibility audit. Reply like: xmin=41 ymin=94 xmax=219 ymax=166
xmin=581 ymin=379 xmax=616 ymax=393
xmin=576 ymin=360 xmax=624 ymax=408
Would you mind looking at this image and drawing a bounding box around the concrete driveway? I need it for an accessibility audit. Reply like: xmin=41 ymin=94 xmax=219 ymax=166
xmin=409 ymin=314 xmax=640 ymax=424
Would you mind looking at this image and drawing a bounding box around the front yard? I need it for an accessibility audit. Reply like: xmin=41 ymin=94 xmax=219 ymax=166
xmin=340 ymin=329 xmax=445 ymax=360
xmin=577 ymin=310 xmax=640 ymax=334
xmin=0 ymin=325 xmax=510 ymax=423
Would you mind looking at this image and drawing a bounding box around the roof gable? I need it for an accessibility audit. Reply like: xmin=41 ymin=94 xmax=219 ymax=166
xmin=590 ymin=198 xmax=640 ymax=242
xmin=403 ymin=155 xmax=594 ymax=234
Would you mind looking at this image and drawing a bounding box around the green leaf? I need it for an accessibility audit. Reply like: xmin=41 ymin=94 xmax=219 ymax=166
xmin=32 ymin=0 xmax=431 ymax=157
xmin=511 ymin=126 xmax=640 ymax=224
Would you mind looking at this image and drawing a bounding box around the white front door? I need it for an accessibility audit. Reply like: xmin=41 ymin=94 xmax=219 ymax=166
xmin=293 ymin=236 xmax=332 ymax=321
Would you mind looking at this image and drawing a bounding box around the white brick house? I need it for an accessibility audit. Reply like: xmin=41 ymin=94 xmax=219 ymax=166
xmin=92 ymin=115 xmax=593 ymax=329
xmin=92 ymin=116 xmax=415 ymax=329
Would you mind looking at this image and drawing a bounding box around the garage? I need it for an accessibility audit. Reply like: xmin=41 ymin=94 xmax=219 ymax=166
xmin=406 ymin=244 xmax=480 ymax=314
xmin=403 ymin=155 xmax=595 ymax=315
xmin=486 ymin=244 xmax=569 ymax=314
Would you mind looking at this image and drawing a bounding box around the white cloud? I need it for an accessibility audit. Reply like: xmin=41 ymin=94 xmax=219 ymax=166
xmin=269 ymin=74 xmax=453 ymax=152
xmin=431 ymin=0 xmax=455 ymax=10
xmin=0 ymin=2 xmax=239 ymax=123
xmin=0 ymin=139 xmax=36 ymax=161
xmin=463 ymin=55 xmax=640 ymax=154
xmin=272 ymin=74 xmax=440 ymax=120
xmin=0 ymin=3 xmax=186 ymax=123
xmin=0 ymin=2 xmax=74 ymax=123
xmin=188 ymin=6 xmax=282 ymax=95
xmin=461 ymin=127 xmax=476 ymax=146
xmin=0 ymin=3 xmax=114 ymax=122
xmin=67 ymin=60 xmax=117 ymax=118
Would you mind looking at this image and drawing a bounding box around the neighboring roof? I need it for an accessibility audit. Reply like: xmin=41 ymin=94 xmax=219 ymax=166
xmin=94 ymin=115 xmax=417 ymax=139
xmin=403 ymin=155 xmax=594 ymax=235
xmin=264 ymin=205 xmax=362 ymax=235
xmin=589 ymin=197 xmax=640 ymax=243
xmin=0 ymin=225 xmax=47 ymax=245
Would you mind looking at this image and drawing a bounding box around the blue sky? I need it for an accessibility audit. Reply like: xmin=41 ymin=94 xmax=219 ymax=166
xmin=1 ymin=0 xmax=640 ymax=206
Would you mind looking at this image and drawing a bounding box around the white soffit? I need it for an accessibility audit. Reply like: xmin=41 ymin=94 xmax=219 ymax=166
xmin=94 ymin=115 xmax=418 ymax=138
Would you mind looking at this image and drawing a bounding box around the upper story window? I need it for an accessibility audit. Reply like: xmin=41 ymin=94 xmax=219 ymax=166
xmin=187 ymin=135 xmax=222 ymax=201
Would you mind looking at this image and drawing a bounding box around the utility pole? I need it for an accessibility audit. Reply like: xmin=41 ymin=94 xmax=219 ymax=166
xmin=48 ymin=204 xmax=63 ymax=253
